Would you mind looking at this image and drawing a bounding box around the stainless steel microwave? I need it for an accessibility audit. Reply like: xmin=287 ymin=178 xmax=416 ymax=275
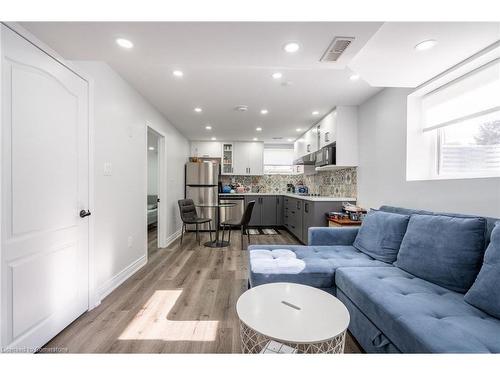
xmin=315 ymin=145 xmax=336 ymax=167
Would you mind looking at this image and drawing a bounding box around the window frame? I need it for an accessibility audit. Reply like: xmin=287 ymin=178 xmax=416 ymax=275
xmin=406 ymin=40 xmax=500 ymax=181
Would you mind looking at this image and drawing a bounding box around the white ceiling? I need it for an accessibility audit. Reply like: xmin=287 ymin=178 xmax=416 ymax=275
xmin=350 ymin=22 xmax=500 ymax=87
xmin=21 ymin=22 xmax=500 ymax=143
xmin=21 ymin=22 xmax=382 ymax=143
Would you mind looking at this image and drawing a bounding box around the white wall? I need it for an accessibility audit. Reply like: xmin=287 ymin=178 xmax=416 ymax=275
xmin=74 ymin=61 xmax=189 ymax=299
xmin=357 ymin=88 xmax=500 ymax=218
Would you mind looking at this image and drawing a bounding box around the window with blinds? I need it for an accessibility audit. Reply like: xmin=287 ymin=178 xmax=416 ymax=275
xmin=421 ymin=59 xmax=500 ymax=177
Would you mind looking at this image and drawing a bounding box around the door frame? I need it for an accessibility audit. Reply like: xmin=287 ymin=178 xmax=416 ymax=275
xmin=0 ymin=22 xmax=98 ymax=349
xmin=146 ymin=123 xmax=167 ymax=250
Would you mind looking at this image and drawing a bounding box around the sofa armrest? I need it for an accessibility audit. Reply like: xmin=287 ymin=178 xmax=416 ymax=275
xmin=308 ymin=227 xmax=359 ymax=246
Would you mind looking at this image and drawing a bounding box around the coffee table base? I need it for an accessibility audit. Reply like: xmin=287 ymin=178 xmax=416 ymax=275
xmin=239 ymin=321 xmax=346 ymax=354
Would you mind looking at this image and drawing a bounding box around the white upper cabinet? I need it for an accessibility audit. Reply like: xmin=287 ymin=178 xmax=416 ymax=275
xmin=318 ymin=110 xmax=337 ymax=148
xmin=304 ymin=127 xmax=319 ymax=155
xmin=294 ymin=105 xmax=358 ymax=168
xmin=221 ymin=142 xmax=234 ymax=174
xmin=190 ymin=141 xmax=222 ymax=158
xmin=294 ymin=133 xmax=308 ymax=159
xmin=234 ymin=142 xmax=264 ymax=175
xmin=191 ymin=141 xmax=263 ymax=175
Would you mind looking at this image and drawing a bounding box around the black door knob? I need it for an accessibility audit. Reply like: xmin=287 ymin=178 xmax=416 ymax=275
xmin=80 ymin=210 xmax=91 ymax=218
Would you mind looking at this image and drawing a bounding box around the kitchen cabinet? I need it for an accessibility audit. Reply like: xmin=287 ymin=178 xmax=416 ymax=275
xmin=318 ymin=110 xmax=337 ymax=148
xmin=294 ymin=106 xmax=358 ymax=168
xmin=245 ymin=195 xmax=279 ymax=226
xmin=221 ymin=143 xmax=234 ymax=175
xmin=317 ymin=106 xmax=358 ymax=167
xmin=276 ymin=195 xmax=284 ymax=226
xmin=304 ymin=127 xmax=319 ymax=155
xmin=285 ymin=197 xmax=303 ymax=242
xmin=261 ymin=196 xmax=278 ymax=226
xmin=293 ymin=133 xmax=307 ymax=160
xmin=190 ymin=141 xmax=222 ymax=158
xmin=234 ymin=142 xmax=264 ymax=175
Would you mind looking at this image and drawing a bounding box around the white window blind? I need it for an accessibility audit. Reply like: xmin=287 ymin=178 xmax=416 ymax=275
xmin=263 ymin=148 xmax=294 ymax=166
xmin=422 ymin=59 xmax=500 ymax=131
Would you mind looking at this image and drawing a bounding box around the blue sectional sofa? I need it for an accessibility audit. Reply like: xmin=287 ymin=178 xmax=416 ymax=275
xmin=247 ymin=206 xmax=500 ymax=353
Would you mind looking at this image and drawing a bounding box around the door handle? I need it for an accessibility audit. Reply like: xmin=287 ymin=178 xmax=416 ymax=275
xmin=80 ymin=210 xmax=91 ymax=218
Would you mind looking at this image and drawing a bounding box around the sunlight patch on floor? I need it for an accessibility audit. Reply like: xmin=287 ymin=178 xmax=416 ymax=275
xmin=119 ymin=290 xmax=219 ymax=342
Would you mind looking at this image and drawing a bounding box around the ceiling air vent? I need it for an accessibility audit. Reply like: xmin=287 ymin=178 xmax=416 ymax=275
xmin=320 ymin=36 xmax=355 ymax=62
xmin=234 ymin=105 xmax=249 ymax=112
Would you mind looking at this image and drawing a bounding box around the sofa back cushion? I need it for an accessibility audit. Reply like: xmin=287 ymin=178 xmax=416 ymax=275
xmin=465 ymin=223 xmax=500 ymax=319
xmin=353 ymin=210 xmax=410 ymax=263
xmin=394 ymin=214 xmax=486 ymax=293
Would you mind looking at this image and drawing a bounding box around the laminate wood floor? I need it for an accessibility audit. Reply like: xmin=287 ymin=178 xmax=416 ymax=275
xmin=43 ymin=227 xmax=363 ymax=353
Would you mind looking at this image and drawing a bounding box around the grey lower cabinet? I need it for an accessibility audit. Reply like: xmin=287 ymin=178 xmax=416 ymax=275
xmin=284 ymin=196 xmax=345 ymax=244
xmin=245 ymin=195 xmax=280 ymax=226
xmin=301 ymin=200 xmax=344 ymax=244
xmin=244 ymin=194 xmax=348 ymax=243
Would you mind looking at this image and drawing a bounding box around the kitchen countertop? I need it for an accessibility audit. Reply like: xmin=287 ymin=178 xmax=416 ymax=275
xmin=219 ymin=192 xmax=356 ymax=202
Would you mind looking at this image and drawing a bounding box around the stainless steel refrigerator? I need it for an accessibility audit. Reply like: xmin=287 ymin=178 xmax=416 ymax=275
xmin=185 ymin=161 xmax=219 ymax=231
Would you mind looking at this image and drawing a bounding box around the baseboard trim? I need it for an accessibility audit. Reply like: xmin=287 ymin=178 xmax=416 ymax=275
xmin=164 ymin=228 xmax=182 ymax=247
xmin=97 ymin=255 xmax=147 ymax=302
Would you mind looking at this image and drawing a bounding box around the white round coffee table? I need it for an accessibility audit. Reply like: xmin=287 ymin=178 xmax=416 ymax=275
xmin=236 ymin=282 xmax=350 ymax=354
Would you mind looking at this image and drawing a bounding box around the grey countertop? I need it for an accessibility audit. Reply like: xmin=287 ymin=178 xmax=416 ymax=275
xmin=218 ymin=192 xmax=356 ymax=202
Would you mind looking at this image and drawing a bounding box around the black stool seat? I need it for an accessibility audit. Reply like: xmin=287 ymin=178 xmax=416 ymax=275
xmin=178 ymin=199 xmax=213 ymax=245
xmin=220 ymin=219 xmax=240 ymax=226
xmin=221 ymin=200 xmax=255 ymax=249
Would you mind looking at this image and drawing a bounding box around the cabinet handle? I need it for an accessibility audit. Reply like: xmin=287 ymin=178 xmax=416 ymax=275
xmin=305 ymin=203 xmax=309 ymax=213
xmin=325 ymin=132 xmax=330 ymax=143
xmin=307 ymin=144 xmax=311 ymax=153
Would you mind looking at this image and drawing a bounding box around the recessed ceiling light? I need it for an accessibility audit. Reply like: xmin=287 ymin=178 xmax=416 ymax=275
xmin=211 ymin=137 xmax=216 ymax=141
xmin=256 ymin=127 xmax=262 ymax=132
xmin=116 ymin=38 xmax=134 ymax=49
xmin=172 ymin=70 xmax=184 ymax=77
xmin=272 ymin=72 xmax=283 ymax=79
xmin=260 ymin=109 xmax=268 ymax=115
xmin=287 ymin=138 xmax=293 ymax=142
xmin=194 ymin=107 xmax=202 ymax=113
xmin=205 ymin=125 xmax=212 ymax=130
xmin=296 ymin=128 xmax=302 ymax=132
xmin=148 ymin=146 xmax=155 ymax=151
xmin=349 ymin=74 xmax=360 ymax=81
xmin=253 ymin=137 xmax=258 ymax=141
xmin=415 ymin=39 xmax=438 ymax=51
xmin=312 ymin=111 xmax=319 ymax=116
xmin=284 ymin=42 xmax=300 ymax=53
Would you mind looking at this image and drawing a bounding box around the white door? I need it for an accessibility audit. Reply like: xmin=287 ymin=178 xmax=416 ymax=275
xmin=1 ymin=26 xmax=90 ymax=350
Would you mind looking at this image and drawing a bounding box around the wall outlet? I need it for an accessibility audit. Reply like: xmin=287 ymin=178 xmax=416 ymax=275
xmin=127 ymin=236 xmax=133 ymax=248
xmin=103 ymin=162 xmax=113 ymax=176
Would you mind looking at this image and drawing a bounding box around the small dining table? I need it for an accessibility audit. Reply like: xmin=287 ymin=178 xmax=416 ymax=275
xmin=195 ymin=202 xmax=236 ymax=248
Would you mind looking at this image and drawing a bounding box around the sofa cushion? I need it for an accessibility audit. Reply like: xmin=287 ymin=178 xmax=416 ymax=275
xmin=247 ymin=244 xmax=390 ymax=290
xmin=336 ymin=267 xmax=500 ymax=353
xmin=465 ymin=223 xmax=500 ymax=319
xmin=353 ymin=210 xmax=410 ymax=263
xmin=394 ymin=214 xmax=486 ymax=293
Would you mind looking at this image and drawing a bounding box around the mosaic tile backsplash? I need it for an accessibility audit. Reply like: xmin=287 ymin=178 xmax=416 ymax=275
xmin=220 ymin=167 xmax=357 ymax=198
